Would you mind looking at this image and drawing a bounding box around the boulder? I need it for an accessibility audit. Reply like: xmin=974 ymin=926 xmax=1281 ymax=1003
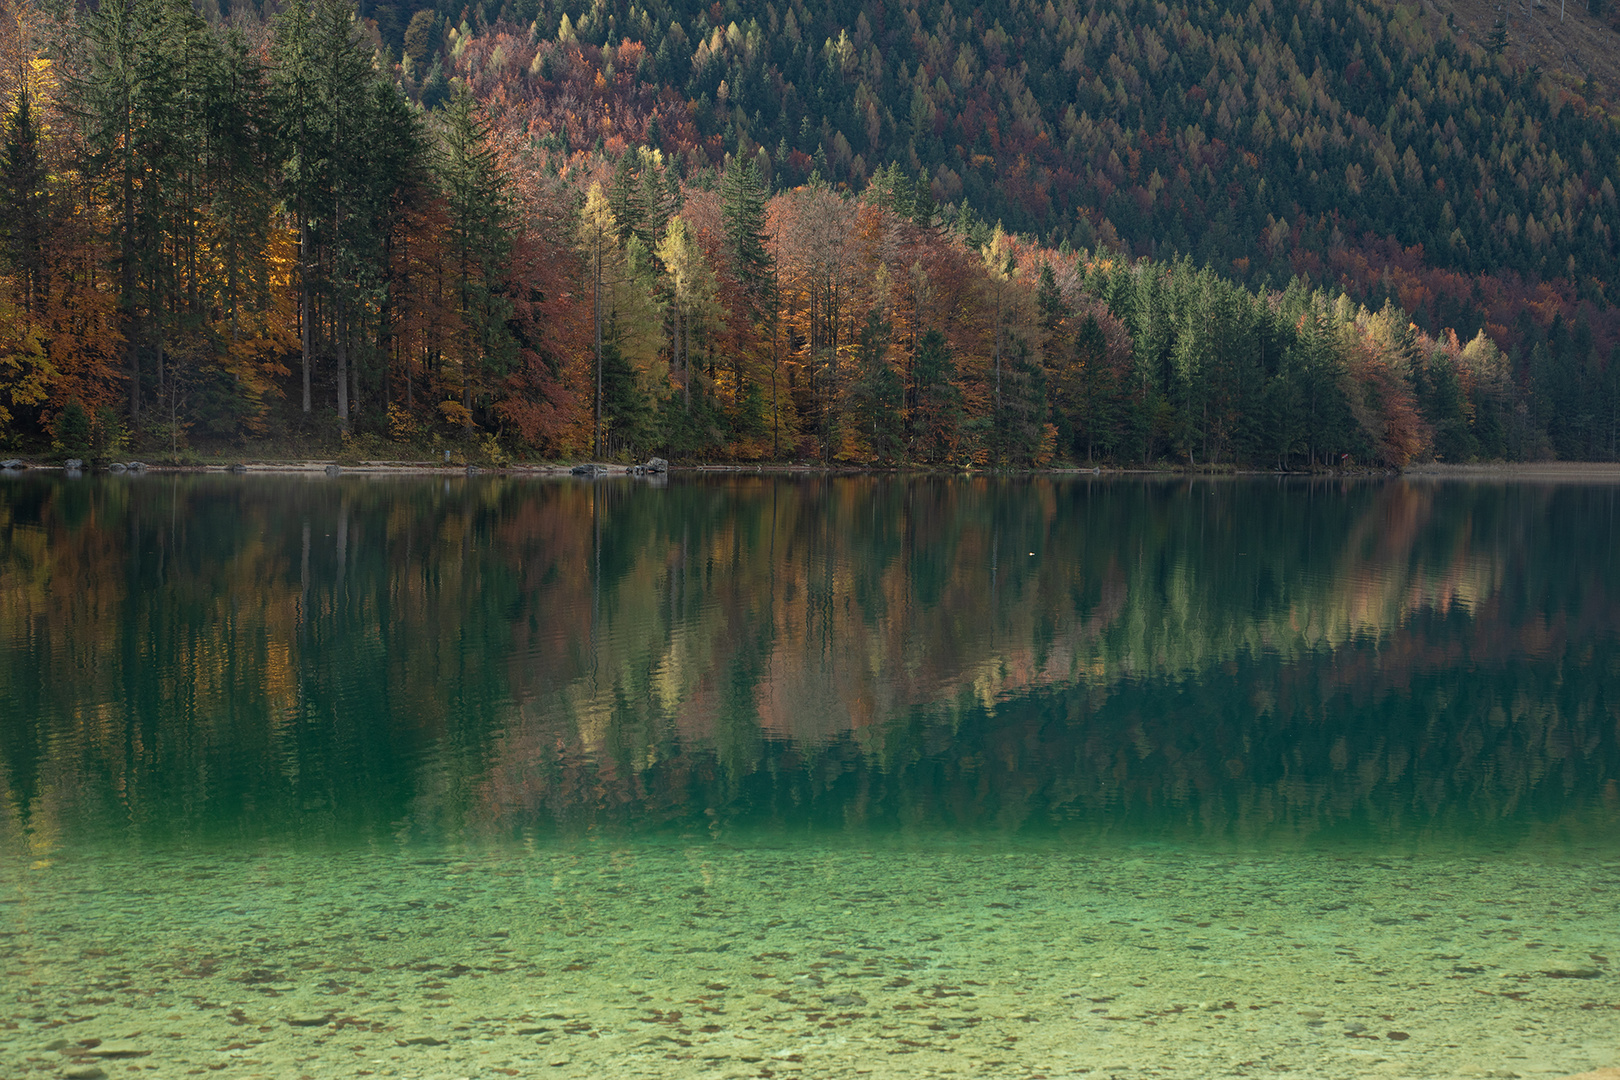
xmin=0 ymin=458 xmax=23 ymax=470
xmin=108 ymin=463 xmax=128 ymax=474
xmin=63 ymin=459 xmax=83 ymax=470
xmin=227 ymin=463 xmax=248 ymax=474
xmin=645 ymin=457 xmax=669 ymax=474
xmin=324 ymin=464 xmax=341 ymax=476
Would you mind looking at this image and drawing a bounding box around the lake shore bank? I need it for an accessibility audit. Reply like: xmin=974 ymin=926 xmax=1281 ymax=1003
xmin=1401 ymin=461 xmax=1620 ymax=481
xmin=7 ymin=456 xmax=1620 ymax=479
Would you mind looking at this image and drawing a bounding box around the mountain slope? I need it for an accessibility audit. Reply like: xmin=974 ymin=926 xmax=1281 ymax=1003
xmin=430 ymin=0 xmax=1619 ymax=366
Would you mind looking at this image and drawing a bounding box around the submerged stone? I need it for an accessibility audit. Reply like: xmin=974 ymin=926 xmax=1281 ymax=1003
xmin=81 ymin=1041 xmax=147 ymax=1058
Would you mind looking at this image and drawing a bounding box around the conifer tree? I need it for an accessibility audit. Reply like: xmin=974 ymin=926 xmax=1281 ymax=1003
xmin=608 ymin=150 xmax=646 ymax=249
xmin=851 ymin=307 xmax=902 ymax=461
xmin=911 ymin=173 xmax=936 ymax=228
xmin=1 ymin=86 xmax=45 ymax=316
xmin=720 ymin=156 xmax=771 ymax=299
xmin=436 ymin=87 xmax=512 ymax=430
xmin=912 ymin=328 xmax=960 ymax=463
xmin=1487 ymin=16 xmax=1508 ymax=54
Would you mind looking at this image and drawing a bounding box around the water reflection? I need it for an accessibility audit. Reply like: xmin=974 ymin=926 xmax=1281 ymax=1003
xmin=1 ymin=474 xmax=1616 ymax=851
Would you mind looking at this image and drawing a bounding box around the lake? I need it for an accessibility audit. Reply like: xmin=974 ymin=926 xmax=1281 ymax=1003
xmin=2 ymin=473 xmax=1617 ymax=1078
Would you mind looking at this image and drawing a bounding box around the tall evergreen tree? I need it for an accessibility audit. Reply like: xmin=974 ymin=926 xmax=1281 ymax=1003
xmin=720 ymin=156 xmax=771 ymax=299
xmin=850 ymin=307 xmax=902 ymax=461
xmin=436 ymin=87 xmax=511 ymax=431
xmin=912 ymin=328 xmax=960 ymax=463
xmin=1 ymin=87 xmax=46 ymax=316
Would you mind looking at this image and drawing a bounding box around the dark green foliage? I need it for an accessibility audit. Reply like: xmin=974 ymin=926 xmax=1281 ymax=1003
xmin=420 ymin=63 xmax=450 ymax=110
xmin=1418 ymin=350 xmax=1478 ymax=462
xmin=998 ymin=336 xmax=1049 ymax=465
xmin=1036 ymin=263 xmax=1064 ymax=337
xmin=600 ymin=330 xmax=653 ymax=457
xmin=92 ymin=406 xmax=124 ymax=460
xmin=911 ymin=173 xmax=936 ymax=228
xmin=911 ymin=328 xmax=960 ymax=463
xmin=1487 ymin=16 xmax=1509 ymax=54
xmin=1057 ymin=314 xmax=1123 ymax=463
xmin=438 ymin=87 xmax=515 ymax=380
xmin=1 ymin=90 xmax=46 ymax=314
xmin=720 ymin=156 xmax=771 ymax=298
xmin=53 ymin=402 xmax=91 ymax=457
xmin=608 ymin=150 xmax=647 ymax=249
xmin=851 ymin=309 xmax=903 ymax=462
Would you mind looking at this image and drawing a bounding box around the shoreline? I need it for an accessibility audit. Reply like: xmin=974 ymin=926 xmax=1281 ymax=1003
xmin=6 ymin=458 xmax=1620 ymax=480
xmin=1400 ymin=461 xmax=1620 ymax=481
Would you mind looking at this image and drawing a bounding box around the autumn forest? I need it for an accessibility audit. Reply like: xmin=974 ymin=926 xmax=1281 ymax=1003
xmin=0 ymin=0 xmax=1617 ymax=466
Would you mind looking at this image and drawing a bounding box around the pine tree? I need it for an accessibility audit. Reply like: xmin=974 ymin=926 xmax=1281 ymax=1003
xmin=851 ymin=307 xmax=902 ymax=461
xmin=1 ymin=87 xmax=47 ymax=316
xmin=270 ymin=0 xmax=319 ymax=414
xmin=608 ymin=149 xmax=646 ymax=249
xmin=436 ymin=87 xmax=513 ymax=432
xmin=720 ymin=155 xmax=771 ymax=298
xmin=912 ymin=328 xmax=961 ymax=463
xmin=77 ymin=0 xmax=152 ymax=420
xmin=1487 ymin=15 xmax=1508 ymax=54
xmin=911 ymin=173 xmax=936 ymax=228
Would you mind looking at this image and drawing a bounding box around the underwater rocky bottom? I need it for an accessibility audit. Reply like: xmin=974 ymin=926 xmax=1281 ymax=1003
xmin=3 ymin=835 xmax=1617 ymax=1079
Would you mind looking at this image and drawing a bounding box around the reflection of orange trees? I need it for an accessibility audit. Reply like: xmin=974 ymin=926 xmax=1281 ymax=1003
xmin=4 ymin=477 xmax=1613 ymax=846
xmin=0 ymin=477 xmax=544 ymax=849
xmin=469 ymin=478 xmax=1577 ymax=836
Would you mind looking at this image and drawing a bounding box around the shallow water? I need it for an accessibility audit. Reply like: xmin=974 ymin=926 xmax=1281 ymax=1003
xmin=2 ymin=474 xmax=1617 ymax=1078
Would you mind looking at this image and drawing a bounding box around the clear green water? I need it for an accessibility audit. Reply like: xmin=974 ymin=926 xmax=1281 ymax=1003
xmin=2 ymin=474 xmax=1617 ymax=1078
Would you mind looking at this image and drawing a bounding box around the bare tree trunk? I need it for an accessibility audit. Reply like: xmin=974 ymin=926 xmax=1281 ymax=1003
xmin=300 ymin=218 xmax=312 ymax=414
xmin=336 ymin=291 xmax=349 ymax=431
xmin=123 ymin=152 xmax=139 ymax=422
xmin=594 ymin=227 xmax=603 ymax=457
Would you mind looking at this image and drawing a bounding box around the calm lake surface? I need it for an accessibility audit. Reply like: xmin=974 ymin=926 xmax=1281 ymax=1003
xmin=2 ymin=473 xmax=1617 ymax=1079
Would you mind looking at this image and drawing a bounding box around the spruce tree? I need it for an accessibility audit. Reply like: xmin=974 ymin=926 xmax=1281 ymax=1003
xmin=1487 ymin=15 xmax=1508 ymax=54
xmin=851 ymin=308 xmax=902 ymax=462
xmin=1 ymin=88 xmax=47 ymax=315
xmin=437 ymin=87 xmax=514 ymax=430
xmin=911 ymin=173 xmax=936 ymax=228
xmin=720 ymin=156 xmax=771 ymax=298
xmin=912 ymin=328 xmax=961 ymax=463
xmin=608 ymin=149 xmax=646 ymax=248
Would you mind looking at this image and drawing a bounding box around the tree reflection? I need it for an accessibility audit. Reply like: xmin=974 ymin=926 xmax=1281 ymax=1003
xmin=1 ymin=474 xmax=1616 ymax=850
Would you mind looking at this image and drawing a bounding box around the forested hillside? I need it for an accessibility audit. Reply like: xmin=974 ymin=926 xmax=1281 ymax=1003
xmin=0 ymin=0 xmax=1616 ymax=465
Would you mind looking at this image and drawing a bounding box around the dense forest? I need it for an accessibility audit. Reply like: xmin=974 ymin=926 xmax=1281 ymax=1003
xmin=0 ymin=0 xmax=1616 ymax=465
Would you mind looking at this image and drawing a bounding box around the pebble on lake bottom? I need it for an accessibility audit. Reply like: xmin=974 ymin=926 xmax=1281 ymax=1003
xmin=2 ymin=841 xmax=1618 ymax=1080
